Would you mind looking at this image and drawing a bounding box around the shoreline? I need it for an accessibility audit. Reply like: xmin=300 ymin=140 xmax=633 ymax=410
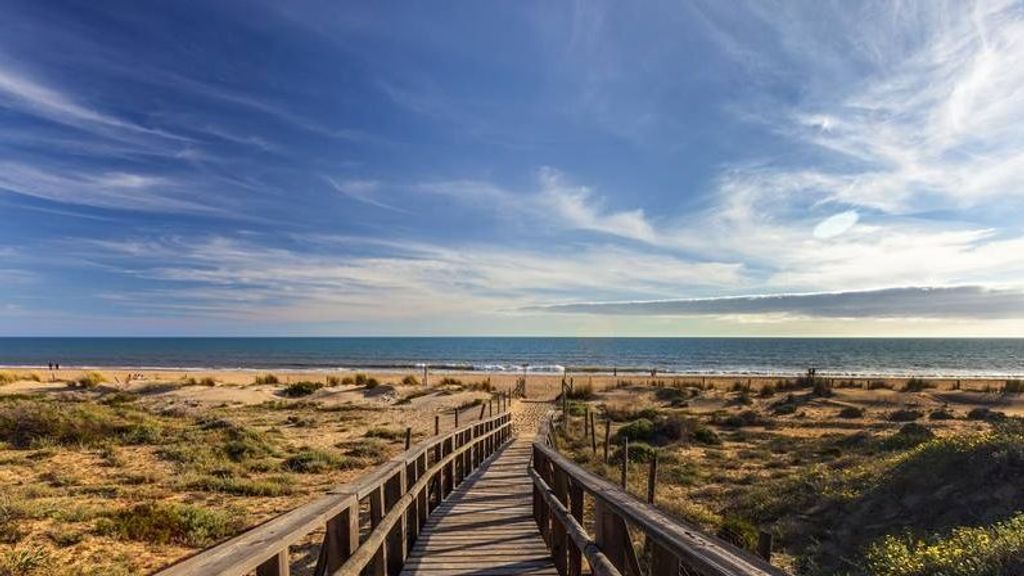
xmin=2 ymin=364 xmax=1021 ymax=380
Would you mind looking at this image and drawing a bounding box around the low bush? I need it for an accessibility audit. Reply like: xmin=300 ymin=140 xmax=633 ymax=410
xmin=96 ymin=502 xmax=240 ymax=547
xmin=401 ymin=375 xmax=420 ymax=386
xmin=70 ymin=371 xmax=105 ymax=389
xmin=968 ymin=407 xmax=1007 ymax=422
xmin=882 ymin=423 xmax=935 ymax=450
xmin=716 ymin=516 xmax=758 ymax=552
xmin=1002 ymin=379 xmax=1024 ymax=395
xmin=282 ymin=449 xmax=343 ymax=473
xmin=0 ymin=401 xmax=162 ymax=449
xmin=902 ymin=377 xmax=934 ymax=392
xmin=889 ymin=408 xmax=923 ymax=422
xmin=438 ymin=377 xmax=462 ymax=386
xmin=281 ymin=381 xmax=324 ymax=397
xmin=253 ymin=374 xmax=280 ymax=385
xmin=565 ymin=381 xmax=596 ymax=400
xmin=341 ymin=438 xmax=389 ymax=463
xmin=865 ymin=511 xmax=1024 ymax=576
xmin=720 ymin=410 xmax=763 ymax=428
xmin=692 ymin=425 xmax=721 ymax=445
xmin=354 ymin=374 xmax=380 ymax=389
xmin=929 ymin=408 xmax=957 ymax=420
xmin=0 ymin=372 xmax=16 ymax=385
xmin=867 ymin=380 xmax=894 ymax=390
xmin=186 ymin=474 xmax=294 ymax=497
xmin=616 ymin=419 xmax=655 ymax=442
xmin=199 ymin=377 xmax=217 ymax=387
xmin=838 ymin=406 xmax=865 ymax=419
xmin=365 ymin=427 xmax=405 ymax=441
xmin=614 ymin=441 xmax=657 ymax=463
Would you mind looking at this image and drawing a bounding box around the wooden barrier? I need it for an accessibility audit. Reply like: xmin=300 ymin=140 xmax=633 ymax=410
xmin=530 ymin=441 xmax=783 ymax=576
xmin=155 ymin=412 xmax=513 ymax=576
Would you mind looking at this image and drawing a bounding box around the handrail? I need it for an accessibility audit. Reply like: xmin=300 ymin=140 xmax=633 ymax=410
xmin=530 ymin=439 xmax=783 ymax=576
xmin=155 ymin=411 xmax=514 ymax=576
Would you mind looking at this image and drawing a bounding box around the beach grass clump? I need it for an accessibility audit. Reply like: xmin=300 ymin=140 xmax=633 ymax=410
xmin=69 ymin=371 xmax=105 ymax=389
xmin=0 ymin=545 xmax=53 ymax=576
xmin=838 ymin=406 xmax=865 ymax=419
xmin=0 ymin=400 xmax=163 ymax=449
xmin=401 ymin=374 xmax=420 ymax=386
xmin=364 ymin=427 xmax=405 ymax=441
xmin=280 ymin=381 xmax=324 ymax=397
xmin=186 ymin=474 xmax=294 ymax=497
xmin=96 ymin=502 xmax=241 ymax=547
xmin=352 ymin=373 xmax=380 ymax=389
xmin=1002 ymin=379 xmax=1024 ymax=395
xmin=0 ymin=372 xmax=17 ymax=385
xmin=902 ymin=377 xmax=935 ymax=393
xmin=340 ymin=438 xmax=389 ymax=463
xmin=565 ymin=380 xmax=596 ymax=400
xmin=865 ymin=511 xmax=1024 ymax=576
xmin=253 ymin=374 xmax=280 ymax=385
xmin=967 ymin=407 xmax=1007 ymax=422
xmin=281 ymin=449 xmax=344 ymax=473
xmin=889 ymin=408 xmax=924 ymax=422
xmin=719 ymin=409 xmax=763 ymax=428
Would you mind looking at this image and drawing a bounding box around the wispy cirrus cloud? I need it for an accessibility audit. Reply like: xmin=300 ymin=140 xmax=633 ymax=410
xmin=525 ymin=285 xmax=1024 ymax=320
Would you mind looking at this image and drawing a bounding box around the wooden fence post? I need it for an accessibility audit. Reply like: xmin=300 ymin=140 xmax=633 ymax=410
xmin=620 ymin=438 xmax=629 ymax=489
xmin=603 ymin=420 xmax=611 ymax=464
xmin=479 ymin=402 xmax=486 ymax=420
xmin=404 ymin=427 xmax=411 ymax=451
xmin=590 ymin=413 xmax=597 ymax=455
xmin=647 ymin=453 xmax=658 ymax=504
xmin=434 ymin=415 xmax=439 ymax=435
xmin=758 ymin=529 xmax=773 ymax=562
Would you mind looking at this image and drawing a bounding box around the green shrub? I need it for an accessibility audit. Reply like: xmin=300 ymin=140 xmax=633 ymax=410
xmin=186 ymin=474 xmax=294 ymax=497
xmin=902 ymin=377 xmax=934 ymax=392
xmin=96 ymin=502 xmax=240 ymax=547
xmin=716 ymin=516 xmax=758 ymax=552
xmin=365 ymin=427 xmax=405 ymax=441
xmin=253 ymin=374 xmax=280 ymax=385
xmin=838 ymin=406 xmax=865 ymax=419
xmin=882 ymin=423 xmax=935 ymax=450
xmin=1002 ymin=379 xmax=1024 ymax=395
xmin=614 ymin=441 xmax=657 ymax=463
xmin=889 ymin=408 xmax=923 ymax=422
xmin=565 ymin=381 xmax=596 ymax=400
xmin=282 ymin=449 xmax=343 ymax=473
xmin=341 ymin=438 xmax=389 ymax=463
xmin=0 ymin=401 xmax=162 ymax=448
xmin=692 ymin=426 xmax=721 ymax=445
xmin=0 ymin=545 xmax=53 ymax=576
xmin=968 ymin=407 xmax=1007 ymax=421
xmin=281 ymin=381 xmax=324 ymax=397
xmin=865 ymin=511 xmax=1024 ymax=576
xmin=616 ymin=418 xmax=655 ymax=442
xmin=929 ymin=408 xmax=957 ymax=420
xmin=721 ymin=410 xmax=763 ymax=428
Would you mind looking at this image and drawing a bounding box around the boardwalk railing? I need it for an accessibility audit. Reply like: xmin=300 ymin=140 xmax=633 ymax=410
xmin=156 ymin=411 xmax=513 ymax=576
xmin=530 ymin=431 xmax=782 ymax=576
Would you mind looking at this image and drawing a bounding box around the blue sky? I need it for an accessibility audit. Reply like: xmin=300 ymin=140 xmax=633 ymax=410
xmin=1 ymin=0 xmax=1023 ymax=336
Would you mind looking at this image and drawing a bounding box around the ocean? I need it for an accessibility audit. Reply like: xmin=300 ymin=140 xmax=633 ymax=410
xmin=0 ymin=337 xmax=1022 ymax=377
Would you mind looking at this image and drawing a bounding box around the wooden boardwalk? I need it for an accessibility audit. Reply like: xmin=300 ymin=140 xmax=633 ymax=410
xmin=401 ymin=438 xmax=556 ymax=576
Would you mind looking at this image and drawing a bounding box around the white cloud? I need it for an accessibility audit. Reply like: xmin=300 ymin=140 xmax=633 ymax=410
xmin=813 ymin=210 xmax=859 ymax=239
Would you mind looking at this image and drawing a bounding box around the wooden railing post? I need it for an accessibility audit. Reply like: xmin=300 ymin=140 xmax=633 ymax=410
xmin=551 ymin=464 xmax=569 ymax=576
xmin=384 ymin=470 xmax=406 ymax=576
xmin=256 ymin=550 xmax=289 ymax=576
xmin=319 ymin=504 xmax=359 ymax=574
xmin=568 ymin=480 xmax=583 ymax=576
xmin=603 ymin=420 xmax=611 ymax=464
xmin=368 ymin=486 xmax=386 ymax=576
